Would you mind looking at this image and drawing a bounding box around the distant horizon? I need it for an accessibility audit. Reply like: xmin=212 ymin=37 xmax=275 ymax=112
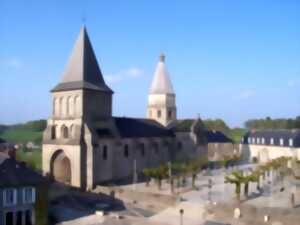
xmin=1 ymin=1 xmax=300 ymax=127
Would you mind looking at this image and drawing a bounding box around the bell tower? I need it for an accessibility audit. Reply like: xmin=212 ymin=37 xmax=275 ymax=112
xmin=147 ymin=54 xmax=177 ymax=127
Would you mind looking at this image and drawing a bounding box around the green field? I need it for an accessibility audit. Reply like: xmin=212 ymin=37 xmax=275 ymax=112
xmin=0 ymin=129 xmax=43 ymax=144
xmin=16 ymin=149 xmax=42 ymax=172
xmin=0 ymin=127 xmax=43 ymax=172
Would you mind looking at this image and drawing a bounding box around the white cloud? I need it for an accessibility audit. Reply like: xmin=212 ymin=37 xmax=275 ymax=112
xmin=104 ymin=67 xmax=143 ymax=84
xmin=233 ymin=90 xmax=256 ymax=100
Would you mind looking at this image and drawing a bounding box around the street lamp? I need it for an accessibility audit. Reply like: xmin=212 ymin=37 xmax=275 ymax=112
xmin=179 ymin=209 xmax=184 ymax=225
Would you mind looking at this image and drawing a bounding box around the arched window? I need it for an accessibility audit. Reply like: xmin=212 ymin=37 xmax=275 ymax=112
xmin=54 ymin=98 xmax=59 ymax=116
xmin=61 ymin=125 xmax=69 ymax=139
xmin=157 ymin=110 xmax=161 ymax=118
xmin=140 ymin=143 xmax=145 ymax=157
xmin=74 ymin=96 xmax=80 ymax=116
xmin=51 ymin=125 xmax=57 ymax=139
xmin=124 ymin=144 xmax=129 ymax=158
xmin=61 ymin=97 xmax=67 ymax=117
xmin=70 ymin=124 xmax=75 ymax=138
xmin=59 ymin=97 xmax=63 ymax=117
xmin=66 ymin=96 xmax=71 ymax=116
xmin=103 ymin=145 xmax=108 ymax=160
xmin=270 ymin=138 xmax=274 ymax=145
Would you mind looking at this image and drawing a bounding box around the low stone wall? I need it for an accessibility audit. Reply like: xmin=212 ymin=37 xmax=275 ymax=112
xmin=94 ymin=185 xmax=180 ymax=208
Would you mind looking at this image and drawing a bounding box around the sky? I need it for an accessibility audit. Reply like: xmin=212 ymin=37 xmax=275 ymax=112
xmin=0 ymin=0 xmax=300 ymax=128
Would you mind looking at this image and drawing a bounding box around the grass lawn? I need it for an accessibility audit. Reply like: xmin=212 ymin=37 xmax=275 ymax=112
xmin=229 ymin=128 xmax=247 ymax=143
xmin=16 ymin=149 xmax=42 ymax=172
xmin=0 ymin=129 xmax=43 ymax=144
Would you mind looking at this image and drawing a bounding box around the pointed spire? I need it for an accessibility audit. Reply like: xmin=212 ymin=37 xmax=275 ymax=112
xmin=150 ymin=54 xmax=174 ymax=95
xmin=52 ymin=26 xmax=113 ymax=93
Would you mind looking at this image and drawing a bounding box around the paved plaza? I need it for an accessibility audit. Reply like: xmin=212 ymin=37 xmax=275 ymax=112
xmin=54 ymin=164 xmax=300 ymax=225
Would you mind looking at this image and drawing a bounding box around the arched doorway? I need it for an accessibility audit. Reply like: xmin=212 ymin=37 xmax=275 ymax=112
xmin=50 ymin=150 xmax=71 ymax=184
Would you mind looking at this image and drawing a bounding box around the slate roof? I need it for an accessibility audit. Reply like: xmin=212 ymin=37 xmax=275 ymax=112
xmin=52 ymin=27 xmax=112 ymax=93
xmin=114 ymin=117 xmax=174 ymax=138
xmin=96 ymin=117 xmax=174 ymax=139
xmin=206 ymin=130 xmax=233 ymax=143
xmin=242 ymin=129 xmax=300 ymax=147
xmin=0 ymin=153 xmax=46 ymax=187
xmin=150 ymin=54 xmax=175 ymax=95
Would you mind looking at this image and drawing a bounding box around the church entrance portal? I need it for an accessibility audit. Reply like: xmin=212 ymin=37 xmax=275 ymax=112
xmin=50 ymin=150 xmax=71 ymax=184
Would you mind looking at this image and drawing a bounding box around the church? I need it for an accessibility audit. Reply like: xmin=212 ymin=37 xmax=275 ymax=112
xmin=42 ymin=27 xmax=223 ymax=190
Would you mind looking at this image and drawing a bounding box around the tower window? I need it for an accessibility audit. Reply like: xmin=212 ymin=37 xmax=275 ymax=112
xmin=157 ymin=110 xmax=162 ymax=118
xmin=51 ymin=125 xmax=57 ymax=140
xmin=103 ymin=145 xmax=108 ymax=160
xmin=124 ymin=144 xmax=129 ymax=158
xmin=168 ymin=110 xmax=172 ymax=119
xmin=61 ymin=125 xmax=69 ymax=139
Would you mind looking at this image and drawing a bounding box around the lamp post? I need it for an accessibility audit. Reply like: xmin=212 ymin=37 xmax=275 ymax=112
xmin=179 ymin=209 xmax=184 ymax=225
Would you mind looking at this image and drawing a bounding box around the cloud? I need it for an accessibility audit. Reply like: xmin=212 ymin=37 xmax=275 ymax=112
xmin=104 ymin=67 xmax=143 ymax=84
xmin=233 ymin=90 xmax=256 ymax=100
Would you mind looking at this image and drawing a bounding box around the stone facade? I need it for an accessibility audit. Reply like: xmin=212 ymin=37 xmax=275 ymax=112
xmin=42 ymin=27 xmax=207 ymax=190
xmin=240 ymin=129 xmax=300 ymax=163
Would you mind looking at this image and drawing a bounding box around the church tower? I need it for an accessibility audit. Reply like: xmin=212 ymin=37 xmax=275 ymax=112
xmin=147 ymin=54 xmax=177 ymax=127
xmin=42 ymin=27 xmax=113 ymax=189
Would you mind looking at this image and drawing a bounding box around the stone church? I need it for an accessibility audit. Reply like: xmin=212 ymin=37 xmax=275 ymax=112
xmin=42 ymin=27 xmax=212 ymax=190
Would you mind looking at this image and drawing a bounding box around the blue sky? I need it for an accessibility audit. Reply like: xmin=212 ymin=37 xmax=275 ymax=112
xmin=1 ymin=0 xmax=300 ymax=127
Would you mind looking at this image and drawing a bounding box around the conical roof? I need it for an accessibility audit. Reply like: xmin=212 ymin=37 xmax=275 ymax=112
xmin=150 ymin=54 xmax=175 ymax=95
xmin=52 ymin=27 xmax=113 ymax=93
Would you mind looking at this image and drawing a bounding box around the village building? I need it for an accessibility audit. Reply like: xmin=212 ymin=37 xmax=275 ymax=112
xmin=241 ymin=129 xmax=300 ymax=163
xmin=42 ymin=27 xmax=233 ymax=190
xmin=0 ymin=153 xmax=48 ymax=225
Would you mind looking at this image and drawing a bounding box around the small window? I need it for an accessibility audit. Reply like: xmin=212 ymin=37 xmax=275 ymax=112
xmin=262 ymin=138 xmax=265 ymax=145
xmin=252 ymin=138 xmax=255 ymax=144
xmin=289 ymin=138 xmax=294 ymax=147
xmin=257 ymin=138 xmax=260 ymax=144
xmin=3 ymin=188 xmax=17 ymax=206
xmin=168 ymin=110 xmax=172 ymax=119
xmin=140 ymin=143 xmax=145 ymax=157
xmin=280 ymin=138 xmax=284 ymax=146
xmin=23 ymin=187 xmax=36 ymax=204
xmin=177 ymin=142 xmax=183 ymax=150
xmin=124 ymin=144 xmax=129 ymax=158
xmin=248 ymin=137 xmax=251 ymax=144
xmin=270 ymin=138 xmax=274 ymax=145
xmin=157 ymin=110 xmax=162 ymax=118
xmin=103 ymin=145 xmax=108 ymax=160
